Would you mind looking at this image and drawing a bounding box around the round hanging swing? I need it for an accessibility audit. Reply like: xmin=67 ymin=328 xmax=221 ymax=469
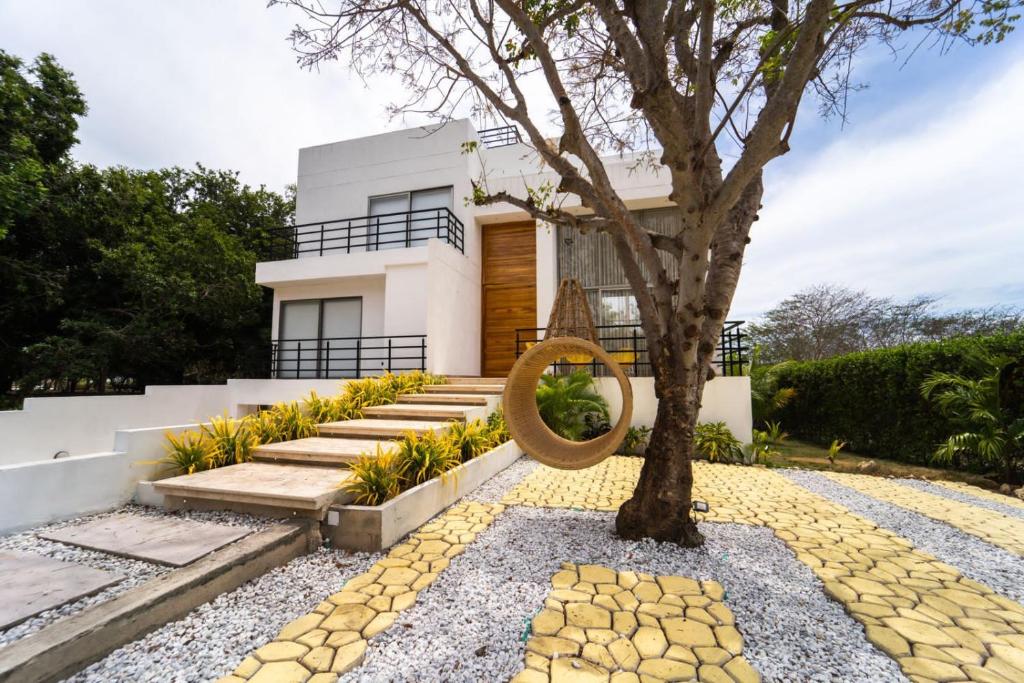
xmin=503 ymin=278 xmax=633 ymax=470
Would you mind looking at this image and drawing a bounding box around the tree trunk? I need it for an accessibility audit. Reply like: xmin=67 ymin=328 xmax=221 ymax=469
xmin=615 ymin=385 xmax=704 ymax=546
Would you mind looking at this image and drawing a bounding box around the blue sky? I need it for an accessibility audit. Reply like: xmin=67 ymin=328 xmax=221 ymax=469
xmin=1 ymin=0 xmax=1021 ymax=321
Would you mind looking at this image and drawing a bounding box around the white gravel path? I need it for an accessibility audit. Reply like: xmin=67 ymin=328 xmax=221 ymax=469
xmin=0 ymin=504 xmax=270 ymax=648
xmin=68 ymin=545 xmax=382 ymax=683
xmin=348 ymin=457 xmax=904 ymax=683
xmin=349 ymin=508 xmax=905 ymax=683
xmin=782 ymin=470 xmax=1024 ymax=604
xmin=895 ymin=478 xmax=1024 ymax=520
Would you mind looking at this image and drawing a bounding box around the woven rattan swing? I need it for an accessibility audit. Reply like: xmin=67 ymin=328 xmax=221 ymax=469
xmin=502 ymin=278 xmax=633 ymax=470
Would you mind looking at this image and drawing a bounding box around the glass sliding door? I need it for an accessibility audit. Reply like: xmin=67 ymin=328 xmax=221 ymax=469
xmin=320 ymin=298 xmax=362 ymax=377
xmin=409 ymin=187 xmax=453 ymax=247
xmin=277 ymin=297 xmax=363 ymax=378
xmin=368 ymin=193 xmax=410 ymax=250
xmin=277 ymin=300 xmax=321 ymax=378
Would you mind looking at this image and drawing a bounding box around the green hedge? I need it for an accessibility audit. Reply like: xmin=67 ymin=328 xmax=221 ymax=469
xmin=773 ymin=331 xmax=1024 ymax=466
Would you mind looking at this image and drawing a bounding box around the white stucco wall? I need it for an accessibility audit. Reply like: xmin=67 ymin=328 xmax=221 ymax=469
xmin=426 ymin=240 xmax=481 ymax=375
xmin=595 ymin=376 xmax=752 ymax=444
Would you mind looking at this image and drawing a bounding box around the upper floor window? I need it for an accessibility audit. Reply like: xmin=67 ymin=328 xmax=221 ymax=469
xmin=368 ymin=186 xmax=454 ymax=251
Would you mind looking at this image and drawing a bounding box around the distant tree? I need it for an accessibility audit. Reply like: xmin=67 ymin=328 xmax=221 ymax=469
xmin=276 ymin=0 xmax=1018 ymax=546
xmin=750 ymin=284 xmax=1022 ymax=363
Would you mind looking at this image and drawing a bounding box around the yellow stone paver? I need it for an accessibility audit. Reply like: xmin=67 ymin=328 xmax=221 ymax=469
xmin=933 ymin=479 xmax=1024 ymax=513
xmin=512 ymin=563 xmax=760 ymax=683
xmin=219 ymin=501 xmax=504 ymax=682
xmin=507 ymin=458 xmax=1024 ymax=682
xmin=824 ymin=471 xmax=1024 ymax=556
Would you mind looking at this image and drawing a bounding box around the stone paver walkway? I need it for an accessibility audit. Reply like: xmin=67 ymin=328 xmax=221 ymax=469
xmin=824 ymin=472 xmax=1024 ymax=556
xmin=933 ymin=480 xmax=1024 ymax=513
xmin=513 ymin=563 xmax=759 ymax=683
xmin=505 ymin=458 xmax=1024 ymax=682
xmin=219 ymin=502 xmax=503 ymax=683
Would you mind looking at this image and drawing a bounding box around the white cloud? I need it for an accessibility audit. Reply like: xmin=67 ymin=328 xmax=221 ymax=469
xmin=732 ymin=50 xmax=1024 ymax=320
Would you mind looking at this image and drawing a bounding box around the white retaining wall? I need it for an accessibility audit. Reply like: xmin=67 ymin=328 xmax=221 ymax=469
xmin=595 ymin=376 xmax=752 ymax=444
xmin=0 ymin=379 xmax=347 ymax=466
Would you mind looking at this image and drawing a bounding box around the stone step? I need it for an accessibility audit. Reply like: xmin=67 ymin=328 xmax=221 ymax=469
xmin=153 ymin=463 xmax=353 ymax=519
xmin=362 ymin=403 xmax=482 ymax=422
xmin=252 ymin=437 xmax=395 ymax=467
xmin=423 ymin=384 xmax=505 ymax=395
xmin=398 ymin=393 xmax=489 ymax=406
xmin=443 ymin=376 xmax=507 ymax=385
xmin=318 ymin=418 xmax=452 ymax=439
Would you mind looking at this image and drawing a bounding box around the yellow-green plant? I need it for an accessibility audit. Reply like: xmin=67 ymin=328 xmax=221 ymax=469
xmin=764 ymin=421 xmax=789 ymax=445
xmin=483 ymin=408 xmax=511 ymax=447
xmin=447 ymin=419 xmax=490 ymax=462
xmin=161 ymin=430 xmax=215 ymax=474
xmin=343 ymin=447 xmax=402 ymax=505
xmin=201 ymin=414 xmax=256 ymax=466
xmin=245 ymin=409 xmax=283 ymax=445
xmin=302 ymin=391 xmax=335 ymax=423
xmin=827 ymin=439 xmax=846 ymax=467
xmin=273 ymin=401 xmax=318 ymax=441
xmin=694 ymin=421 xmax=743 ymax=463
xmin=394 ymin=429 xmax=460 ymax=486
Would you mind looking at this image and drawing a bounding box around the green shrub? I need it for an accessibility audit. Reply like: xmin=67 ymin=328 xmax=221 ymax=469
xmin=774 ymin=331 xmax=1024 ymax=467
xmin=483 ymin=408 xmax=511 ymax=447
xmin=447 ymin=420 xmax=490 ymax=462
xmin=536 ymin=371 xmax=610 ymax=441
xmin=694 ymin=421 xmax=743 ymax=463
xmin=394 ymin=430 xmax=461 ymax=487
xmin=621 ymin=425 xmax=652 ymax=454
xmin=201 ymin=414 xmax=256 ymax=467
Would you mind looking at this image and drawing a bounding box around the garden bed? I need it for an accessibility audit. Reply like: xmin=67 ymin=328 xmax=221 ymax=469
xmin=324 ymin=440 xmax=523 ymax=551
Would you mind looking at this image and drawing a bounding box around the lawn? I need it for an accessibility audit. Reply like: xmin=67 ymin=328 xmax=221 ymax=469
xmin=766 ymin=438 xmax=999 ymax=488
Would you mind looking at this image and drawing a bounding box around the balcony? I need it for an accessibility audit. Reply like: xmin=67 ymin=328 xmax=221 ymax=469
xmin=478 ymin=125 xmax=523 ymax=148
xmin=514 ymin=321 xmax=747 ymax=377
xmin=270 ymin=335 xmax=427 ymax=379
xmin=265 ymin=208 xmax=464 ymax=261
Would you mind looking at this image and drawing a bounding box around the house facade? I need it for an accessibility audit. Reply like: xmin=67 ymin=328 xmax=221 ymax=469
xmin=256 ymin=119 xmax=751 ymax=435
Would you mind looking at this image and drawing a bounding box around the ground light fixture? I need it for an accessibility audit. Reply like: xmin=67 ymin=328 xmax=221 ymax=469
xmin=692 ymin=500 xmax=710 ymax=513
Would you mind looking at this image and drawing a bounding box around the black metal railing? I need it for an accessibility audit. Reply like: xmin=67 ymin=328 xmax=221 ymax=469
xmin=514 ymin=321 xmax=747 ymax=377
xmin=265 ymin=207 xmax=464 ymax=260
xmin=478 ymin=125 xmax=522 ymax=148
xmin=271 ymin=335 xmax=427 ymax=379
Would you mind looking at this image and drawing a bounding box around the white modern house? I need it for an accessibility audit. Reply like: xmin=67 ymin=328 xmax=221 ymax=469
xmin=257 ymin=119 xmax=750 ymax=429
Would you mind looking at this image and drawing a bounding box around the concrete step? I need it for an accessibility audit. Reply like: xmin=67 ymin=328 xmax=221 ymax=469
xmin=252 ymin=437 xmax=394 ymax=467
xmin=423 ymin=384 xmax=505 ymax=395
xmin=318 ymin=418 xmax=452 ymax=439
xmin=444 ymin=376 xmax=507 ymax=385
xmin=362 ymin=403 xmax=483 ymax=422
xmin=153 ymin=463 xmax=352 ymax=519
xmin=398 ymin=393 xmax=489 ymax=406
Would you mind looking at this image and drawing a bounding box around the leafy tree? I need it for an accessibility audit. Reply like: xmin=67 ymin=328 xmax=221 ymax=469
xmin=922 ymin=351 xmax=1024 ymax=482
xmin=276 ymin=0 xmax=1017 ymax=545
xmin=750 ymin=284 xmax=1022 ymax=363
xmin=1 ymin=51 xmax=293 ymax=399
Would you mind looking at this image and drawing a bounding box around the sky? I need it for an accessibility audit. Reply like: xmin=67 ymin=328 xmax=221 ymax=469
xmin=2 ymin=0 xmax=1022 ymax=322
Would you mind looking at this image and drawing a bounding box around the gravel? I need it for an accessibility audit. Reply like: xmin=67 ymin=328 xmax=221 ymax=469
xmin=895 ymin=478 xmax=1024 ymax=520
xmin=68 ymin=545 xmax=383 ymax=683
xmin=782 ymin=470 xmax=1024 ymax=604
xmin=464 ymin=455 xmax=537 ymax=503
xmin=348 ymin=506 xmax=905 ymax=683
xmin=0 ymin=504 xmax=271 ymax=649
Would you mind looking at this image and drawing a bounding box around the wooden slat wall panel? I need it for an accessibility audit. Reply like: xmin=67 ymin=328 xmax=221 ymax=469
xmin=557 ymin=207 xmax=682 ymax=324
xmin=482 ymin=222 xmax=537 ymax=376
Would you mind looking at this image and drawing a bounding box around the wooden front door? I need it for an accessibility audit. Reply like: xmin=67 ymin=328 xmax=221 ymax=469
xmin=482 ymin=222 xmax=537 ymax=376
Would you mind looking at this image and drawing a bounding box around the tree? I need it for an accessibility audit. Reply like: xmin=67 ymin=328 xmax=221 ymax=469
xmin=749 ymin=284 xmax=1023 ymax=363
xmin=275 ymin=0 xmax=1019 ymax=545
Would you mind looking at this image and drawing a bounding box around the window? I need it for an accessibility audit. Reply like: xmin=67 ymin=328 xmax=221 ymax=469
xmin=368 ymin=186 xmax=454 ymax=250
xmin=277 ymin=297 xmax=362 ymax=378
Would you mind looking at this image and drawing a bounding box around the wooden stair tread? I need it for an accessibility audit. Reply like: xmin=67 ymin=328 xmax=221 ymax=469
xmin=253 ymin=437 xmax=394 ymax=465
xmin=443 ymin=376 xmax=507 ymax=384
xmin=318 ymin=418 xmax=452 ymax=438
xmin=423 ymin=384 xmax=505 ymax=394
xmin=398 ymin=393 xmax=489 ymax=405
xmin=153 ymin=463 xmax=352 ymax=511
xmin=362 ymin=404 xmax=481 ymax=421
